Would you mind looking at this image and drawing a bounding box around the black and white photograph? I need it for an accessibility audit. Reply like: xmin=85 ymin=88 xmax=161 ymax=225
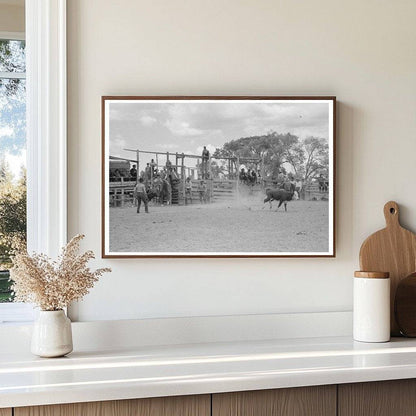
xmin=102 ymin=97 xmax=335 ymax=257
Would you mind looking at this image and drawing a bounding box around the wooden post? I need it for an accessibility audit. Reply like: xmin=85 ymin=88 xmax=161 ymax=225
xmin=150 ymin=156 xmax=153 ymax=187
xmin=136 ymin=150 xmax=139 ymax=185
xmin=208 ymin=157 xmax=213 ymax=201
xmin=236 ymin=156 xmax=240 ymax=199
xmin=182 ymin=154 xmax=186 ymax=203
xmin=120 ymin=177 xmax=125 ymax=207
xmin=181 ymin=153 xmax=185 ymax=179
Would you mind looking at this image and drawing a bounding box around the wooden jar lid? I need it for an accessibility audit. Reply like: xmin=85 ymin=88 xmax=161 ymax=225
xmin=354 ymin=271 xmax=390 ymax=279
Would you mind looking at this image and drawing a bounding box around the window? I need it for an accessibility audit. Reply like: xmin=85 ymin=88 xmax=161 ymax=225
xmin=0 ymin=1 xmax=67 ymax=323
xmin=0 ymin=34 xmax=26 ymax=308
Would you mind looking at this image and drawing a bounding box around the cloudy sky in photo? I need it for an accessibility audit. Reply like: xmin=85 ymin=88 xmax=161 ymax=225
xmin=108 ymin=100 xmax=330 ymax=168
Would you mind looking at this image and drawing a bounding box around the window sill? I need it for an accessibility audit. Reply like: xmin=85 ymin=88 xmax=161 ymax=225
xmin=0 ymin=303 xmax=35 ymax=324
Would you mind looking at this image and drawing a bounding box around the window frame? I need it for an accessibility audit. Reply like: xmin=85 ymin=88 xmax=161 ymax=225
xmin=0 ymin=0 xmax=67 ymax=323
xmin=0 ymin=31 xmax=28 ymax=320
xmin=0 ymin=31 xmax=24 ymax=41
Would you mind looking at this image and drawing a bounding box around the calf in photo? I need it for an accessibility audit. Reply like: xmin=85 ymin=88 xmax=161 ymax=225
xmin=263 ymin=187 xmax=299 ymax=211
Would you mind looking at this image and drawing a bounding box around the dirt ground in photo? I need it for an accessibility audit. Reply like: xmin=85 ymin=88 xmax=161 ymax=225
xmin=109 ymin=199 xmax=329 ymax=253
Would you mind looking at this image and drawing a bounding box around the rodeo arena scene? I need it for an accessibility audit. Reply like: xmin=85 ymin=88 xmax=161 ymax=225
xmin=106 ymin=100 xmax=332 ymax=254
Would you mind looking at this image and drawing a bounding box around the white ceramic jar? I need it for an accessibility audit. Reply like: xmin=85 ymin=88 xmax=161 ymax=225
xmin=31 ymin=310 xmax=73 ymax=357
xmin=353 ymin=271 xmax=390 ymax=343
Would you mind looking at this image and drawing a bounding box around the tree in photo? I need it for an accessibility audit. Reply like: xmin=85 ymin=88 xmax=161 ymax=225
xmin=302 ymin=137 xmax=329 ymax=182
xmin=216 ymin=132 xmax=306 ymax=180
xmin=216 ymin=132 xmax=329 ymax=184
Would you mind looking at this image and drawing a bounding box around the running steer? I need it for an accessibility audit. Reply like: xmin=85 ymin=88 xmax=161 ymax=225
xmin=263 ymin=187 xmax=299 ymax=211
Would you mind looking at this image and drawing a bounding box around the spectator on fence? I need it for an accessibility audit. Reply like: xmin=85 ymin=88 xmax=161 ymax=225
xmin=250 ymin=169 xmax=257 ymax=185
xmin=134 ymin=178 xmax=149 ymax=214
xmin=239 ymin=168 xmax=247 ymax=183
xmin=198 ymin=180 xmax=207 ymax=203
xmin=246 ymin=169 xmax=252 ymax=183
xmin=166 ymin=158 xmax=172 ymax=173
xmin=114 ymin=169 xmax=122 ymax=181
xmin=150 ymin=159 xmax=157 ymax=175
xmin=201 ymin=146 xmax=210 ymax=178
xmin=170 ymin=167 xmax=179 ymax=181
xmin=318 ymin=174 xmax=327 ymax=192
xmin=130 ymin=164 xmax=137 ymax=181
xmin=145 ymin=163 xmax=152 ymax=179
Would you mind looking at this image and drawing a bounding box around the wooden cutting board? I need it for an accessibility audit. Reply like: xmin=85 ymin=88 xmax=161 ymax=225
xmin=359 ymin=201 xmax=416 ymax=336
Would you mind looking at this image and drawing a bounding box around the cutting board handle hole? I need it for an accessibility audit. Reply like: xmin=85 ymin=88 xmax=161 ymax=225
xmin=390 ymin=207 xmax=396 ymax=214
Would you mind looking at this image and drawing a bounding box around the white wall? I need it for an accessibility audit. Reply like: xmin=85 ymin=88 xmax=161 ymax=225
xmin=67 ymin=0 xmax=416 ymax=322
xmin=0 ymin=3 xmax=24 ymax=32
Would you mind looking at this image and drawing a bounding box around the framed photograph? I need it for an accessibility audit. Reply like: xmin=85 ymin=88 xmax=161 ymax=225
xmin=102 ymin=96 xmax=336 ymax=258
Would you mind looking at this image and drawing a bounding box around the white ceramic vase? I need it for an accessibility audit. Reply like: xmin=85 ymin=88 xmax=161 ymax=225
xmin=31 ymin=310 xmax=73 ymax=358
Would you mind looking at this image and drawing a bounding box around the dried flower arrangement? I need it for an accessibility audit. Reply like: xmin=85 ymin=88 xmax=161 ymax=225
xmin=10 ymin=234 xmax=111 ymax=311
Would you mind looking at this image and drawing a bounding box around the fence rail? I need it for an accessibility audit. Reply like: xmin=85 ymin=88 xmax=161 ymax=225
xmin=109 ymin=178 xmax=329 ymax=207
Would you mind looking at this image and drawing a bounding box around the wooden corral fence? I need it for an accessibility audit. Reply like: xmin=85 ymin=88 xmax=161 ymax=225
xmin=109 ymin=178 xmax=239 ymax=207
xmin=212 ymin=180 xmax=237 ymax=202
xmin=302 ymin=183 xmax=329 ymax=201
xmin=109 ymin=178 xmax=136 ymax=207
xmin=108 ymin=176 xmax=328 ymax=207
xmin=181 ymin=179 xmax=237 ymax=204
xmin=109 ymin=148 xmax=262 ymax=207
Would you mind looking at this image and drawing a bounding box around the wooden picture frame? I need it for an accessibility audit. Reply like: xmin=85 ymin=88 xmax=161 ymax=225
xmin=102 ymin=96 xmax=336 ymax=258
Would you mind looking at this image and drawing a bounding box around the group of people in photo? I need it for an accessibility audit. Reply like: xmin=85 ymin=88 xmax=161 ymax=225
xmin=110 ymin=147 xmax=215 ymax=213
xmin=131 ymin=152 xmax=210 ymax=213
xmin=239 ymin=167 xmax=260 ymax=185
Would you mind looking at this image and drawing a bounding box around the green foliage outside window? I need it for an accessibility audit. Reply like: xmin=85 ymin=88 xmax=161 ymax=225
xmin=0 ymin=38 xmax=26 ymax=302
xmin=0 ymin=162 xmax=26 ymax=302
